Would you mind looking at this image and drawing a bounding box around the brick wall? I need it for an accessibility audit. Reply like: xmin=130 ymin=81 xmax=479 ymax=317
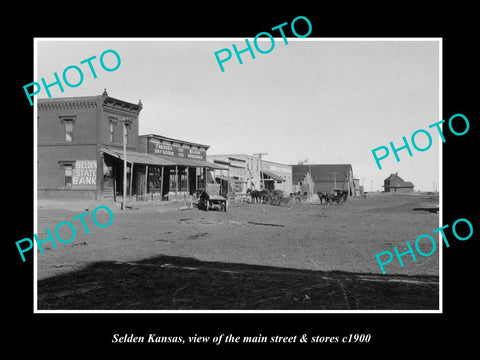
xmin=38 ymin=99 xmax=99 ymax=198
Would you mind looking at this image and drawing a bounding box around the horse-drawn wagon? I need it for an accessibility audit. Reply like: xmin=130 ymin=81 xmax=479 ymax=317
xmin=196 ymin=191 xmax=227 ymax=212
xmin=318 ymin=190 xmax=348 ymax=205
xmin=247 ymin=189 xmax=289 ymax=206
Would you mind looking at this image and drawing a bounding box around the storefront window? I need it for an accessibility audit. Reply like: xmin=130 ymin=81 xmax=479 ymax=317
xmin=169 ymin=168 xmax=188 ymax=191
xmin=179 ymin=172 xmax=188 ymax=191
xmin=206 ymin=169 xmax=215 ymax=184
xmin=148 ymin=167 xmax=162 ymax=190
xmin=233 ymin=177 xmax=243 ymax=193
xmin=169 ymin=170 xmax=177 ymax=191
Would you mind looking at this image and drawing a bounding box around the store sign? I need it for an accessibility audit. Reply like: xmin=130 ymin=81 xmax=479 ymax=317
xmin=149 ymin=140 xmax=206 ymax=161
xmin=72 ymin=160 xmax=97 ymax=188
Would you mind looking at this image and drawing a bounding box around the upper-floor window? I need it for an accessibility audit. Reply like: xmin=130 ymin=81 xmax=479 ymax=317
xmin=108 ymin=118 xmax=116 ymax=143
xmin=59 ymin=115 xmax=76 ymax=143
xmin=108 ymin=116 xmax=133 ymax=145
xmin=65 ymin=121 xmax=73 ymax=142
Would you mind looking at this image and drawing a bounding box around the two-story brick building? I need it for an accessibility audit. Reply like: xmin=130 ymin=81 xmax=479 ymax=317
xmin=37 ymin=90 xmax=143 ymax=199
xmin=37 ymin=90 xmax=226 ymax=201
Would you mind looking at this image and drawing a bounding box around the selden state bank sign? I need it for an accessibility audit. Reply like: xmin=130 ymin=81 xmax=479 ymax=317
xmin=148 ymin=138 xmax=206 ymax=161
xmin=72 ymin=160 xmax=97 ymax=188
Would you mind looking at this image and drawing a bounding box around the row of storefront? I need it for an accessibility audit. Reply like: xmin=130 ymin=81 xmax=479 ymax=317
xmin=37 ymin=92 xmax=228 ymax=200
xmin=101 ymin=136 xmax=228 ymax=201
xmin=207 ymin=154 xmax=292 ymax=195
xmin=37 ymin=91 xmax=358 ymax=201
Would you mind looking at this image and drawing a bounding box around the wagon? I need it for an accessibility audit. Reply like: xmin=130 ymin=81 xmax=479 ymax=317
xmin=207 ymin=194 xmax=227 ymax=212
xmin=197 ymin=191 xmax=227 ymax=212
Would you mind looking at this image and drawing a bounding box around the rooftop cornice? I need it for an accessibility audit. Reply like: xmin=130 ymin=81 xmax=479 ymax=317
xmin=102 ymin=96 xmax=143 ymax=114
xmin=37 ymin=94 xmax=143 ymax=113
xmin=38 ymin=97 xmax=100 ymax=111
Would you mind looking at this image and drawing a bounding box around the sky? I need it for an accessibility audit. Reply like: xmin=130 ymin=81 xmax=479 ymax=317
xmin=36 ymin=38 xmax=440 ymax=192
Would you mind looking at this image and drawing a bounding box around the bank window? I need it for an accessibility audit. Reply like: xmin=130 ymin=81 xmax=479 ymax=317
xmin=64 ymin=165 xmax=73 ymax=188
xmin=65 ymin=120 xmax=73 ymax=142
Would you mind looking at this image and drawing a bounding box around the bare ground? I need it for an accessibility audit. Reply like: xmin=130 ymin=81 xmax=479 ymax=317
xmin=35 ymin=193 xmax=440 ymax=310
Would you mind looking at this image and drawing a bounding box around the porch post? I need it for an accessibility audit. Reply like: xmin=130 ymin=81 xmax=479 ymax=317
xmin=112 ymin=162 xmax=116 ymax=202
xmin=175 ymin=165 xmax=178 ymax=201
xmin=203 ymin=167 xmax=207 ymax=191
xmin=144 ymin=164 xmax=148 ymax=201
xmin=129 ymin=162 xmax=134 ymax=200
xmin=196 ymin=167 xmax=199 ymax=192
xmin=160 ymin=166 xmax=164 ymax=201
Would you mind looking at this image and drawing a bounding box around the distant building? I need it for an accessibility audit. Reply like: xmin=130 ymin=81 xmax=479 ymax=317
xmin=207 ymin=154 xmax=292 ymax=194
xmin=207 ymin=155 xmax=249 ymax=194
xmin=383 ymin=172 xmax=414 ymax=192
xmin=353 ymin=178 xmax=363 ymax=196
xmin=292 ymin=164 xmax=356 ymax=196
xmin=261 ymin=159 xmax=292 ymax=193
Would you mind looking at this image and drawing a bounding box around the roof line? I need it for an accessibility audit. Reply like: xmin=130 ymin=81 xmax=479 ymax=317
xmin=140 ymin=134 xmax=210 ymax=149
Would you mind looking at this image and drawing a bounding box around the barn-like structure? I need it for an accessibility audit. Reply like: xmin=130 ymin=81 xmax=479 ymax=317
xmin=292 ymin=164 xmax=356 ymax=196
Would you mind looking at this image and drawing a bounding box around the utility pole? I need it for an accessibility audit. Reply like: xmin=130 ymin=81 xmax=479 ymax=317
xmin=253 ymin=152 xmax=268 ymax=190
xmin=111 ymin=117 xmax=133 ymax=211
xmin=331 ymin=171 xmax=339 ymax=190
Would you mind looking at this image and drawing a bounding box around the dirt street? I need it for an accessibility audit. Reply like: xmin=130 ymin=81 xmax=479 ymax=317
xmin=36 ymin=193 xmax=439 ymax=281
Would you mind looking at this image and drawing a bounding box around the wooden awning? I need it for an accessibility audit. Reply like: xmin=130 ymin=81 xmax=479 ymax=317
xmin=101 ymin=147 xmax=228 ymax=169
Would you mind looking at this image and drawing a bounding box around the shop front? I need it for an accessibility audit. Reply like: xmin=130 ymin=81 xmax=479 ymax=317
xmin=101 ymin=146 xmax=227 ymax=201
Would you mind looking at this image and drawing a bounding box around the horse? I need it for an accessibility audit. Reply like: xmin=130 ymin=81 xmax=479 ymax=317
xmin=317 ymin=191 xmax=329 ymax=204
xmin=330 ymin=190 xmax=348 ymax=205
xmin=247 ymin=189 xmax=276 ymax=204
xmin=292 ymin=191 xmax=304 ymax=203
xmin=247 ymin=189 xmax=261 ymax=203
xmin=258 ymin=189 xmax=271 ymax=203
